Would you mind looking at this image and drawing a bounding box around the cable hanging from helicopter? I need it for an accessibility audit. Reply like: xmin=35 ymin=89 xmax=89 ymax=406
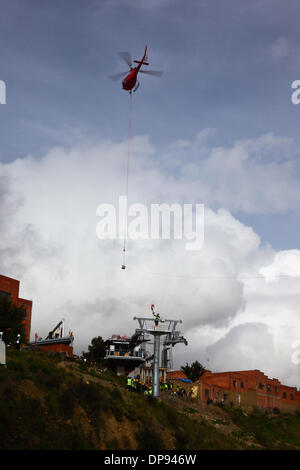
xmin=109 ymin=45 xmax=163 ymax=270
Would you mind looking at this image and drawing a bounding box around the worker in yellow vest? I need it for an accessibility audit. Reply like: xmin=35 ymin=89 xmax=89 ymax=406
xmin=127 ymin=376 xmax=132 ymax=392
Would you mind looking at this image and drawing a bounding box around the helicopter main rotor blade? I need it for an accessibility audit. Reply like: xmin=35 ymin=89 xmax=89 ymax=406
xmin=139 ymin=69 xmax=164 ymax=77
xmin=109 ymin=71 xmax=129 ymax=81
xmin=118 ymin=51 xmax=132 ymax=68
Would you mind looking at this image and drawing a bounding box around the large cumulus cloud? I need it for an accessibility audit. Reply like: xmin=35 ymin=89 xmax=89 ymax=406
xmin=1 ymin=131 xmax=300 ymax=386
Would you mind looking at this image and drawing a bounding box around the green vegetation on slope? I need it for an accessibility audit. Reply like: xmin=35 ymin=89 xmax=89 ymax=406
xmin=1 ymin=349 xmax=300 ymax=450
xmin=227 ymin=407 xmax=300 ymax=449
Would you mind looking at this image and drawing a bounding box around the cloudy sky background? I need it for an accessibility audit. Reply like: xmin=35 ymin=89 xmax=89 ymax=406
xmin=1 ymin=0 xmax=300 ymax=386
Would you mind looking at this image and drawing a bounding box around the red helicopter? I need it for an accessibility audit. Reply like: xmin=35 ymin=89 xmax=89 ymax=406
xmin=109 ymin=45 xmax=163 ymax=93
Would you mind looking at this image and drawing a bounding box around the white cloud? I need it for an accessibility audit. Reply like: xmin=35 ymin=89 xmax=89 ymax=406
xmin=160 ymin=131 xmax=300 ymax=214
xmin=260 ymin=249 xmax=300 ymax=280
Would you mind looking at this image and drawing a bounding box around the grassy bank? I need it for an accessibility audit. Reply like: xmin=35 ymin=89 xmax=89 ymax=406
xmin=0 ymin=349 xmax=300 ymax=450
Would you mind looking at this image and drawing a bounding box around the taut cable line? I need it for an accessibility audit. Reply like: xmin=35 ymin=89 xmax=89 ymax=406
xmin=122 ymin=91 xmax=133 ymax=270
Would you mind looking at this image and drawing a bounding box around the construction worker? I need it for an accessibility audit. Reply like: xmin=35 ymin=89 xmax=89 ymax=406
xmin=127 ymin=376 xmax=132 ymax=392
xmin=151 ymin=304 xmax=161 ymax=326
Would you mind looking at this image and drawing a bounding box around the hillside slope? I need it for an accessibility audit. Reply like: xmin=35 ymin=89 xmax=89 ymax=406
xmin=1 ymin=349 xmax=300 ymax=450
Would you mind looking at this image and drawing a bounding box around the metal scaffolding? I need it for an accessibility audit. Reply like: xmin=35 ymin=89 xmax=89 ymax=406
xmin=133 ymin=316 xmax=188 ymax=399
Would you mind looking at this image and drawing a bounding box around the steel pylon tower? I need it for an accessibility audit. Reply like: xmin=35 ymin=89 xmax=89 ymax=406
xmin=133 ymin=316 xmax=188 ymax=399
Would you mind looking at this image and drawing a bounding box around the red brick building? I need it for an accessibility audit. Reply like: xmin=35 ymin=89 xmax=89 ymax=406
xmin=0 ymin=274 xmax=32 ymax=343
xmin=198 ymin=369 xmax=300 ymax=413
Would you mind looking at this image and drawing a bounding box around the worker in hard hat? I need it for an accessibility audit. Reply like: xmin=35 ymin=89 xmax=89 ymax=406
xmin=151 ymin=304 xmax=160 ymax=326
xmin=127 ymin=376 xmax=132 ymax=392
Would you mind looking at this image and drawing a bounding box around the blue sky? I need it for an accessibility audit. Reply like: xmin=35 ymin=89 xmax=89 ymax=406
xmin=1 ymin=0 xmax=300 ymax=383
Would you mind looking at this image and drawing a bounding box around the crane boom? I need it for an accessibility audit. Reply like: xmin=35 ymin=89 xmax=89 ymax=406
xmin=45 ymin=319 xmax=64 ymax=340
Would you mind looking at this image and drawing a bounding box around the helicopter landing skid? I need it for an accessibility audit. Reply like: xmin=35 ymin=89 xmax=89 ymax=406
xmin=133 ymin=81 xmax=140 ymax=93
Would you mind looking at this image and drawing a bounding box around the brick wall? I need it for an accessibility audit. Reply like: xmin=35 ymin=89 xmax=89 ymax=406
xmin=33 ymin=343 xmax=73 ymax=355
xmin=0 ymin=274 xmax=32 ymax=343
xmin=197 ymin=369 xmax=300 ymax=413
